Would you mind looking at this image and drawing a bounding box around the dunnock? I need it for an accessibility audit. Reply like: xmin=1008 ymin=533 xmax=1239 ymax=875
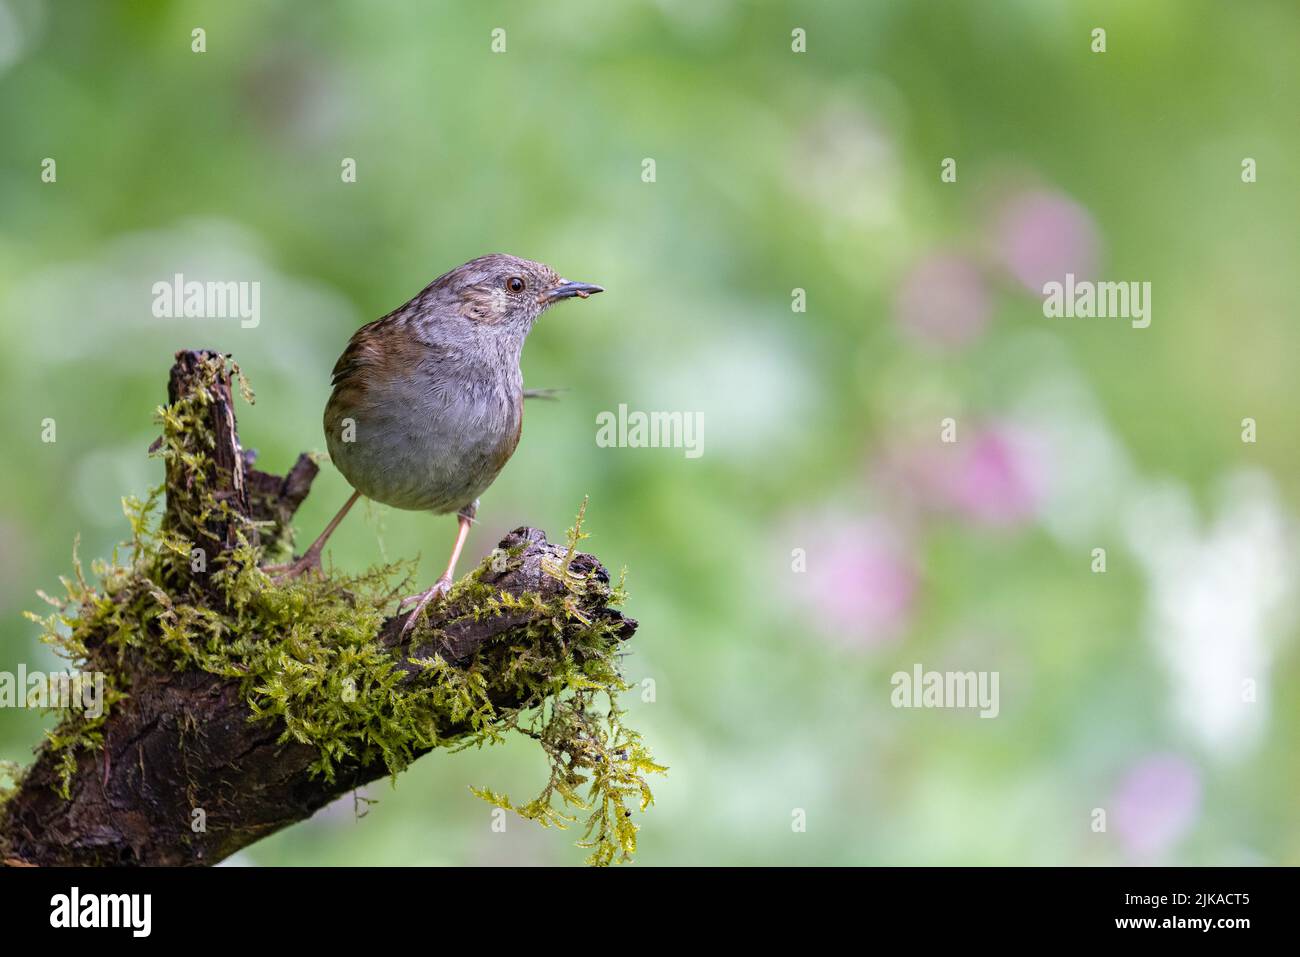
xmin=268 ymin=253 xmax=602 ymax=633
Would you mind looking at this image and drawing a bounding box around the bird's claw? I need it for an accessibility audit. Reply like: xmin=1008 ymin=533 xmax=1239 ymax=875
xmin=399 ymin=576 xmax=453 ymax=637
xmin=262 ymin=549 xmax=323 ymax=584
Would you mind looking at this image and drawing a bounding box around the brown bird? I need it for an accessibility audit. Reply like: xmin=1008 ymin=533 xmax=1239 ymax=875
xmin=267 ymin=253 xmax=602 ymax=633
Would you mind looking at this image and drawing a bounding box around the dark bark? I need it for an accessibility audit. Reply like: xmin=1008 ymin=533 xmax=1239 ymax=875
xmin=0 ymin=350 xmax=634 ymax=867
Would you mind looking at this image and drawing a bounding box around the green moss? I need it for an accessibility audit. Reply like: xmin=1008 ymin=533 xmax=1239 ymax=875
xmin=0 ymin=761 xmax=21 ymax=809
xmin=20 ymin=355 xmax=663 ymax=865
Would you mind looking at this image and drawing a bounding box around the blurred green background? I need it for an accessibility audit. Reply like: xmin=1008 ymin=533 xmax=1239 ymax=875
xmin=1 ymin=0 xmax=1297 ymax=865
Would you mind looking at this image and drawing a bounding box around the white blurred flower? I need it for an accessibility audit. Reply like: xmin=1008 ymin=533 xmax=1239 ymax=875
xmin=787 ymin=99 xmax=901 ymax=232
xmin=1011 ymin=370 xmax=1136 ymax=545
xmin=640 ymin=311 xmax=817 ymax=464
xmin=1124 ymin=470 xmax=1299 ymax=757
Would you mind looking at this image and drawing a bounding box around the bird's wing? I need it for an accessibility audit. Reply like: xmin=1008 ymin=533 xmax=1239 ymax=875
xmin=330 ymin=313 xmax=454 ymax=390
xmin=330 ymin=316 xmax=390 ymax=389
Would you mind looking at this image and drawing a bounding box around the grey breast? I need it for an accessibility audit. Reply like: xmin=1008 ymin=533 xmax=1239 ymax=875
xmin=329 ymin=354 xmax=521 ymax=514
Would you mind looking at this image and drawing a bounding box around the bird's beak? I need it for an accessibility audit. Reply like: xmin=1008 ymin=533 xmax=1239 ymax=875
xmin=541 ymin=280 xmax=604 ymax=304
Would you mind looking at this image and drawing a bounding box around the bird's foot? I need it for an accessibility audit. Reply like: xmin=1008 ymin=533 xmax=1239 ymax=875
xmin=398 ymin=574 xmax=453 ymax=637
xmin=262 ymin=548 xmax=323 ymax=583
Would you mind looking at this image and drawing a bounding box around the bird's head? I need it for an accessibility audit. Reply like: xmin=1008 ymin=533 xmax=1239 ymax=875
xmin=431 ymin=253 xmax=603 ymax=335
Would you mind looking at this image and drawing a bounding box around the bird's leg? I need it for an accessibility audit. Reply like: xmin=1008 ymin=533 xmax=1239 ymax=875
xmin=399 ymin=502 xmax=477 ymax=636
xmin=264 ymin=490 xmax=362 ymax=581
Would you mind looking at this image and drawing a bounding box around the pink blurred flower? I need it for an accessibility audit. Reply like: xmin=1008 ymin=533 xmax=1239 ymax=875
xmin=994 ymin=189 xmax=1100 ymax=293
xmin=944 ymin=426 xmax=1047 ymax=528
xmin=792 ymin=516 xmax=918 ymax=649
xmin=1112 ymin=754 xmax=1202 ymax=859
xmin=894 ymin=252 xmax=992 ymax=349
xmin=872 ymin=424 xmax=1048 ymax=530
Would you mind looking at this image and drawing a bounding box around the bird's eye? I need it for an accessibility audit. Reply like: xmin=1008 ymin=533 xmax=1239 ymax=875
xmin=506 ymin=276 xmax=526 ymax=293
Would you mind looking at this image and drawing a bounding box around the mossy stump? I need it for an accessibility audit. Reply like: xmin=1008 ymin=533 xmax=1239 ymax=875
xmin=0 ymin=351 xmax=659 ymax=867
